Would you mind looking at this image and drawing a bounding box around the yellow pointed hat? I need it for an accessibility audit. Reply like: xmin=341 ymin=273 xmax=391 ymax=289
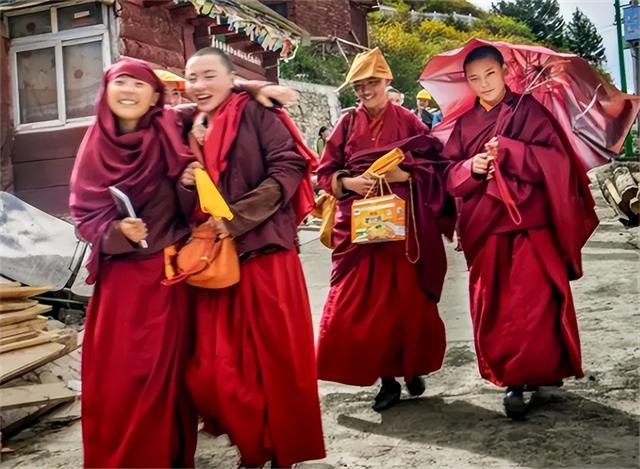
xmin=336 ymin=47 xmax=393 ymax=93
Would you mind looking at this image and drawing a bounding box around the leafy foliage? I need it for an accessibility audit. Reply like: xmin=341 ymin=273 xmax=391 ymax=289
xmin=492 ymin=0 xmax=565 ymax=48
xmin=566 ymin=8 xmax=606 ymax=66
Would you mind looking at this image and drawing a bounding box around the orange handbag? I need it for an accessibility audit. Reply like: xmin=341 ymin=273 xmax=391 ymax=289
xmin=163 ymin=222 xmax=240 ymax=289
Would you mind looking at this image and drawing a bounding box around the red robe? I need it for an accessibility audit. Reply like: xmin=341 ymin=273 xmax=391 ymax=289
xmin=444 ymin=90 xmax=598 ymax=387
xmin=316 ymin=102 xmax=455 ymax=386
xmin=186 ymin=95 xmax=325 ymax=467
xmin=69 ymin=59 xmax=198 ymax=468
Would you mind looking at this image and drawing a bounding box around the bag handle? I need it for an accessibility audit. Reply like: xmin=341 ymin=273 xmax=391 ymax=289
xmin=362 ymin=174 xmax=394 ymax=199
xmin=405 ymin=177 xmax=420 ymax=264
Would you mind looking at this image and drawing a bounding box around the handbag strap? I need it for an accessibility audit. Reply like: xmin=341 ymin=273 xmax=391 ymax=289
xmin=405 ymin=177 xmax=421 ymax=264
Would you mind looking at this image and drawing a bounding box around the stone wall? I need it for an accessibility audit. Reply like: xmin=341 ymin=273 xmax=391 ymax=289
xmin=280 ymin=79 xmax=342 ymax=148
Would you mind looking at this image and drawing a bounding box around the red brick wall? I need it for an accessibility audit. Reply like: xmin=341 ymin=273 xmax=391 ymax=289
xmin=287 ymin=0 xmax=352 ymax=39
xmin=261 ymin=0 xmax=370 ymax=45
xmin=118 ymin=1 xmax=191 ymax=74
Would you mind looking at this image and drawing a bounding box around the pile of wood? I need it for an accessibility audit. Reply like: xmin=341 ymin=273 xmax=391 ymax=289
xmin=595 ymin=162 xmax=640 ymax=227
xmin=0 ymin=282 xmax=79 ymax=446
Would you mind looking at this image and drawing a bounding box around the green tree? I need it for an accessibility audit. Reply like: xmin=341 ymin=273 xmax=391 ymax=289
xmin=417 ymin=0 xmax=484 ymax=17
xmin=492 ymin=0 xmax=565 ymax=48
xmin=566 ymin=8 xmax=606 ymax=66
xmin=280 ymin=0 xmax=545 ymax=108
xmin=478 ymin=14 xmax=535 ymax=41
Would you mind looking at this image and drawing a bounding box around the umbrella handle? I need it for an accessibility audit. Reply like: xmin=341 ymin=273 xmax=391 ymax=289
xmin=491 ymin=157 xmax=522 ymax=226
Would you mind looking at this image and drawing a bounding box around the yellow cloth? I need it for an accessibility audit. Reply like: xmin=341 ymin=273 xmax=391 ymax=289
xmin=311 ymin=193 xmax=337 ymax=249
xmin=195 ymin=168 xmax=234 ymax=220
xmin=365 ymin=148 xmax=404 ymax=177
xmin=153 ymin=69 xmax=185 ymax=83
xmin=337 ymin=47 xmax=393 ymax=93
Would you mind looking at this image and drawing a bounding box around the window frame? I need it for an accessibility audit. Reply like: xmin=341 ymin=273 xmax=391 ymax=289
xmin=6 ymin=1 xmax=111 ymax=132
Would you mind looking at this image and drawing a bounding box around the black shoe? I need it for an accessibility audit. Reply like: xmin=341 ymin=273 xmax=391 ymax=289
xmin=372 ymin=378 xmax=401 ymax=412
xmin=503 ymin=386 xmax=527 ymax=420
xmin=524 ymin=380 xmax=563 ymax=392
xmin=405 ymin=375 xmax=426 ymax=397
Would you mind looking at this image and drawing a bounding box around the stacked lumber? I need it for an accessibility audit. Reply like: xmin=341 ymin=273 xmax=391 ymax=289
xmin=595 ymin=162 xmax=640 ymax=227
xmin=0 ymin=282 xmax=79 ymax=443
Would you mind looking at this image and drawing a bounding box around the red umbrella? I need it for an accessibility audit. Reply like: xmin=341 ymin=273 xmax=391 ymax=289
xmin=420 ymin=38 xmax=640 ymax=170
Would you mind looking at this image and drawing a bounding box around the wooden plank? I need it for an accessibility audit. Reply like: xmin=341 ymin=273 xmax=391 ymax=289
xmin=0 ymin=282 xmax=20 ymax=288
xmin=0 ymin=317 xmax=47 ymax=338
xmin=42 ymin=399 xmax=81 ymax=424
xmin=12 ymin=126 xmax=88 ymax=163
xmin=0 ymin=402 xmax=61 ymax=441
xmin=0 ymin=326 xmax=35 ymax=340
xmin=0 ymin=332 xmax=53 ymax=354
xmin=0 ymin=304 xmax=51 ymax=327
xmin=0 ymin=330 xmax=38 ymax=347
xmin=0 ymin=382 xmax=76 ymax=411
xmin=0 ymin=285 xmax=51 ymax=300
xmin=0 ymin=342 xmax=66 ymax=384
xmin=14 ymin=186 xmax=70 ymax=217
xmin=48 ymin=328 xmax=79 ymax=352
xmin=0 ymin=299 xmax=38 ymax=313
xmin=12 ymin=157 xmax=76 ymax=191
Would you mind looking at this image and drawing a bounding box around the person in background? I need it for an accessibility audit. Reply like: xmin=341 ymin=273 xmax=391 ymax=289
xmin=386 ymin=86 xmax=405 ymax=106
xmin=154 ymin=69 xmax=186 ymax=107
xmin=413 ymin=89 xmax=434 ymax=129
xmin=432 ymin=108 xmax=443 ymax=127
xmin=315 ymin=125 xmax=332 ymax=156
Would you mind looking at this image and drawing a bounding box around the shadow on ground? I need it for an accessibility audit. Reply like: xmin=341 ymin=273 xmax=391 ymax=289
xmin=328 ymin=390 xmax=639 ymax=468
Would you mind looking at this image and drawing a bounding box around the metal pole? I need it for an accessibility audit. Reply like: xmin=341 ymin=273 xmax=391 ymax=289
xmin=633 ymin=1 xmax=640 ymax=147
xmin=615 ymin=0 xmax=635 ymax=158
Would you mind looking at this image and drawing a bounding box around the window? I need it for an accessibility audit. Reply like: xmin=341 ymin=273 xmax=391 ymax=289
xmin=264 ymin=2 xmax=289 ymax=19
xmin=7 ymin=1 xmax=110 ymax=130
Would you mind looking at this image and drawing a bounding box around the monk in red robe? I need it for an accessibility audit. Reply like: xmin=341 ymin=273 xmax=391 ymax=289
xmin=444 ymin=45 xmax=598 ymax=419
xmin=183 ymin=48 xmax=325 ymax=468
xmin=316 ymin=48 xmax=455 ymax=411
xmin=69 ymin=59 xmax=201 ymax=468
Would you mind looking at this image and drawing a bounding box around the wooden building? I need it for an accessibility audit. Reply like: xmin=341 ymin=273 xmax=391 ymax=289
xmin=0 ymin=0 xmax=308 ymax=215
xmin=260 ymin=0 xmax=377 ymax=46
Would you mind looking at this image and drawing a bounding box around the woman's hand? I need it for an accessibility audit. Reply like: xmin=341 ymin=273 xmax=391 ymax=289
xmin=384 ymin=166 xmax=410 ymax=183
xmin=180 ymin=161 xmax=204 ymax=188
xmin=255 ymin=85 xmax=299 ymax=108
xmin=206 ymin=217 xmax=231 ymax=239
xmin=484 ymin=137 xmax=499 ymax=158
xmin=119 ymin=218 xmax=148 ymax=243
xmin=471 ymin=153 xmax=492 ymax=175
xmin=191 ymin=113 xmax=207 ymax=146
xmin=342 ymin=174 xmax=376 ymax=196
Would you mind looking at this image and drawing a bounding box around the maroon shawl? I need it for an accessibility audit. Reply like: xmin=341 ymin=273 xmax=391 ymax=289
xmin=317 ymin=102 xmax=455 ymax=301
xmin=69 ymin=58 xmax=195 ymax=283
xmin=444 ymin=90 xmax=598 ymax=280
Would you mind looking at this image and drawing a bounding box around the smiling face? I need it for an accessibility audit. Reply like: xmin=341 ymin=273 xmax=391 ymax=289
xmin=387 ymin=90 xmax=403 ymax=106
xmin=164 ymin=82 xmax=183 ymax=107
xmin=353 ymin=77 xmax=390 ymax=112
xmin=106 ymin=74 xmax=159 ymax=131
xmin=464 ymin=56 xmax=508 ymax=106
xmin=185 ymin=53 xmax=235 ymax=114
